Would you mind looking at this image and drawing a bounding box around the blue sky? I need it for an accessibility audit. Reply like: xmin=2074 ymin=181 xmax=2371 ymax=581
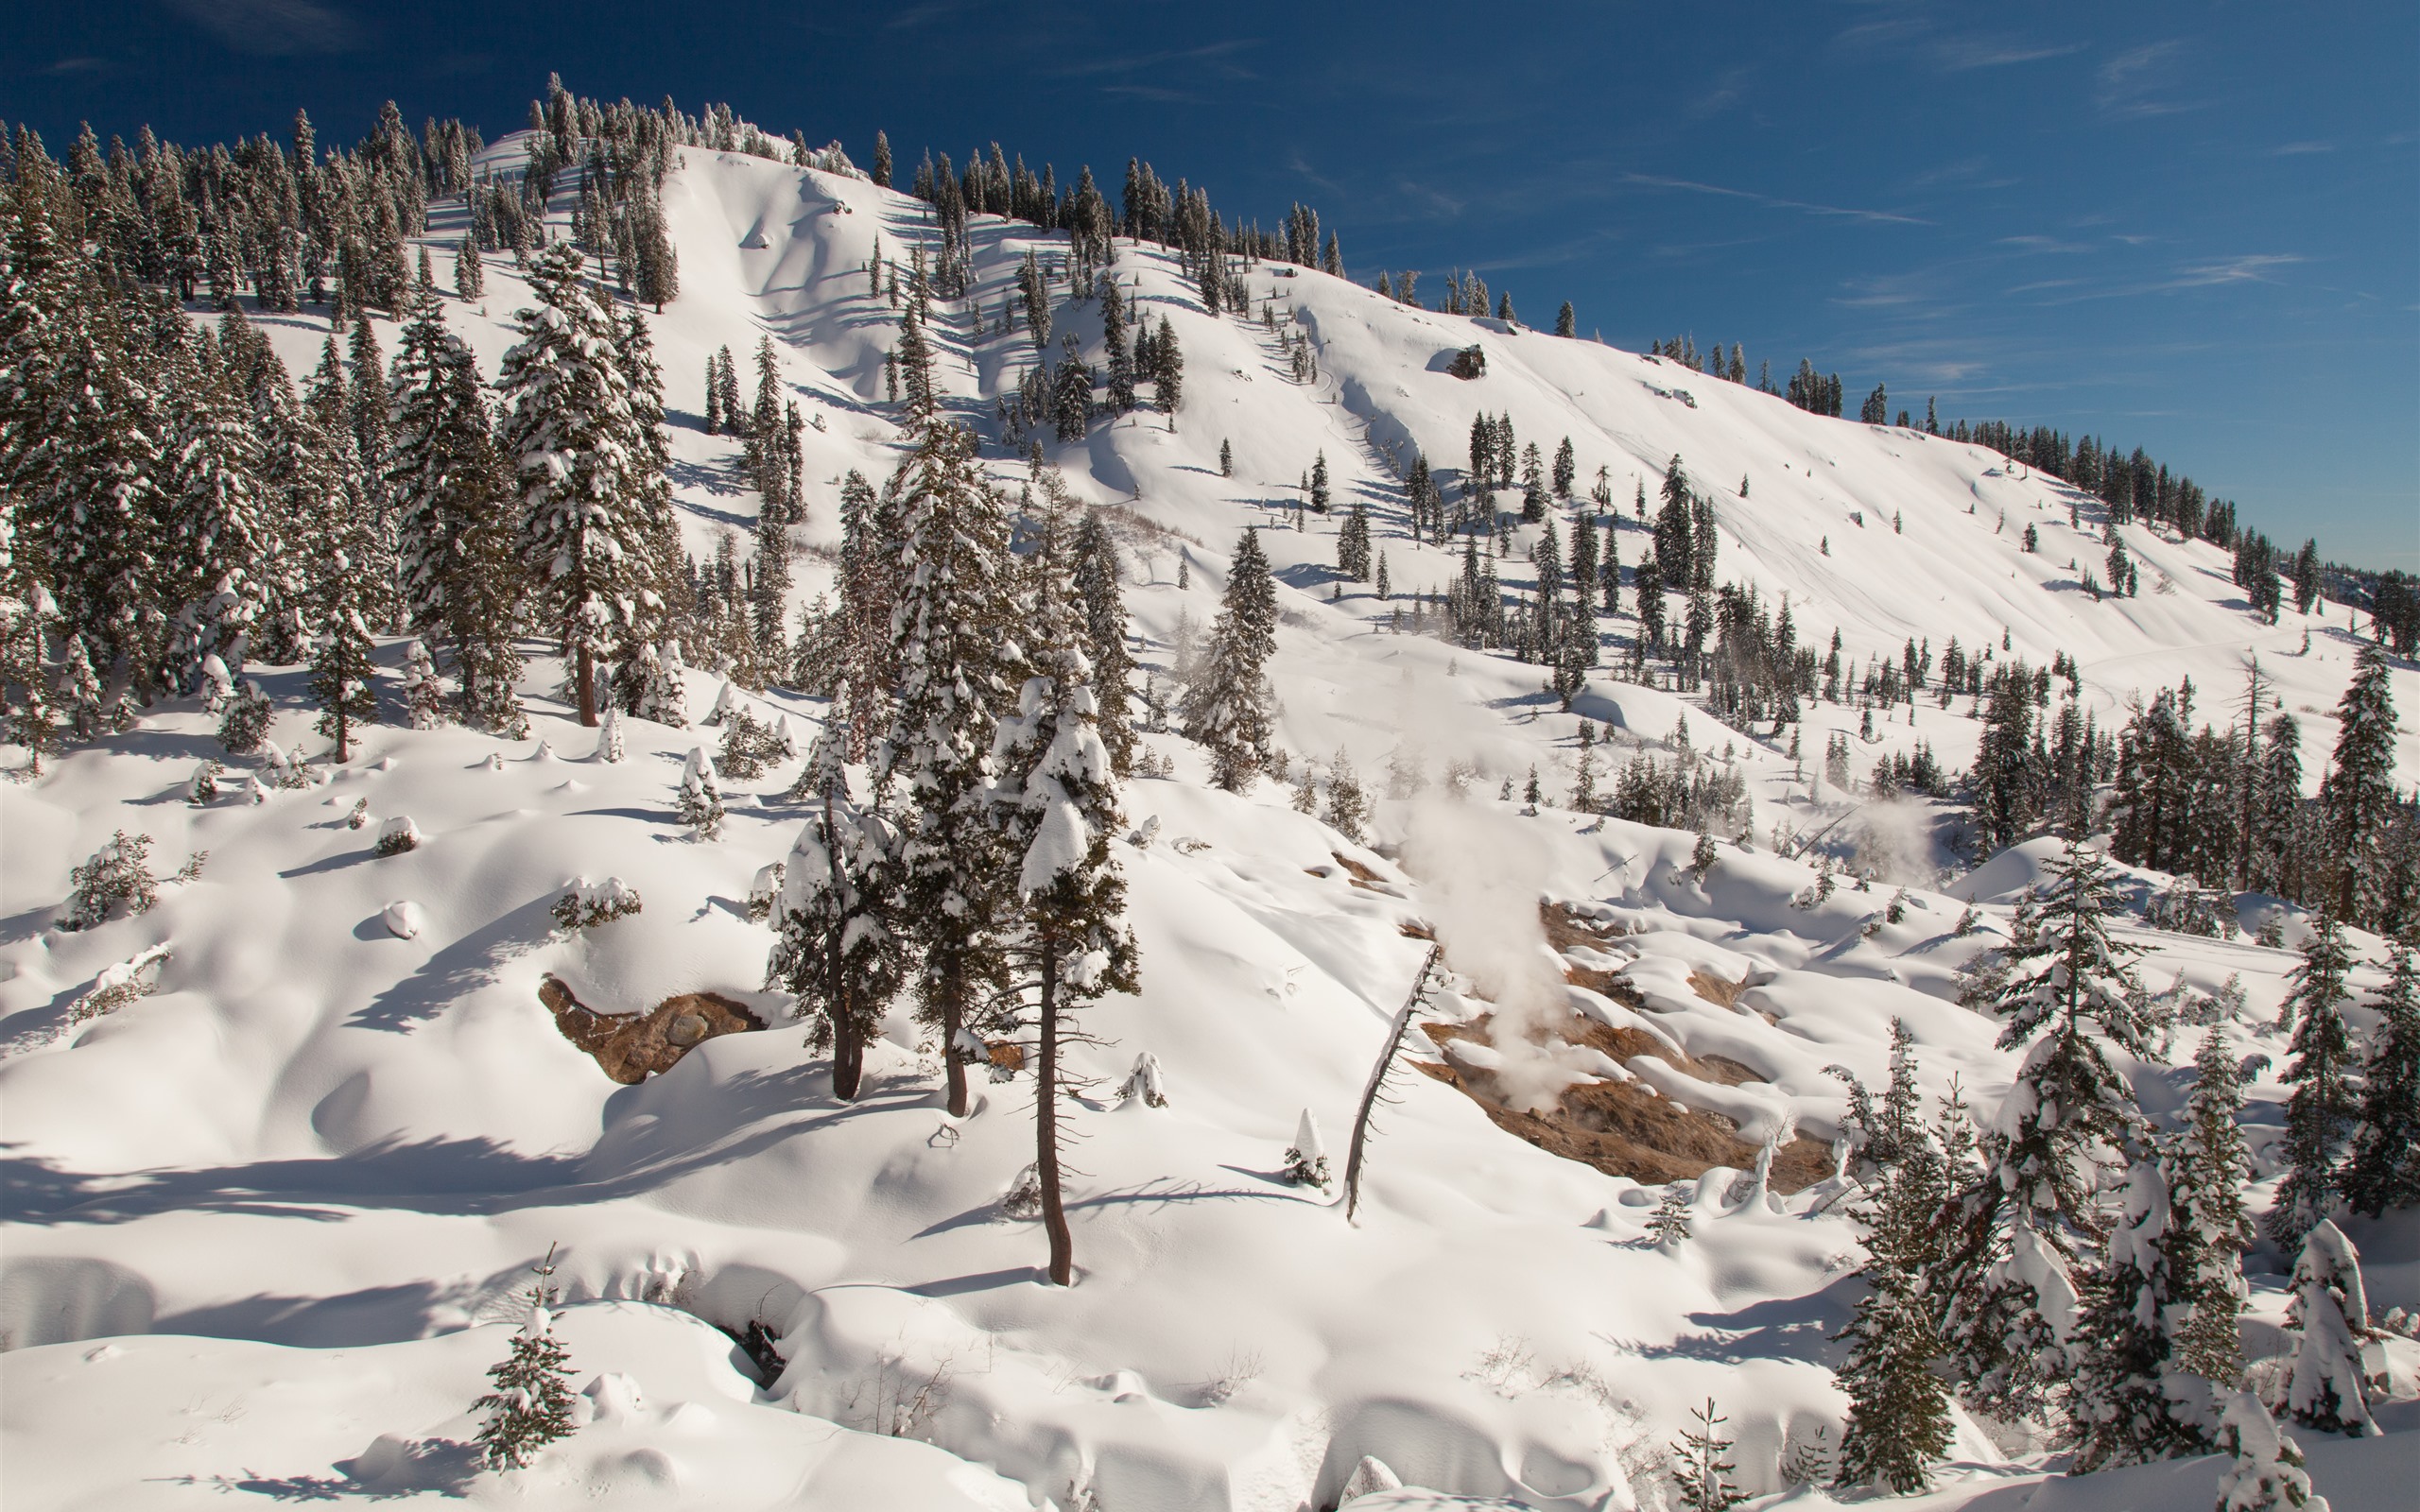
xmin=9 ymin=1 xmax=2415 ymax=568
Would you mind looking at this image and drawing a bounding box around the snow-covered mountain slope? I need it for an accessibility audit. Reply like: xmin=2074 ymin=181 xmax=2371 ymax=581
xmin=4 ymin=137 xmax=2417 ymax=1511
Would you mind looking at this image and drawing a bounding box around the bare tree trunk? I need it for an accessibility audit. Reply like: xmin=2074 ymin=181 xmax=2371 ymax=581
xmin=823 ymin=787 xmax=863 ymax=1103
xmin=1037 ymin=941 xmax=1072 ymax=1286
xmin=576 ymin=643 xmax=597 ymax=727
xmin=939 ymin=955 xmax=970 ymax=1118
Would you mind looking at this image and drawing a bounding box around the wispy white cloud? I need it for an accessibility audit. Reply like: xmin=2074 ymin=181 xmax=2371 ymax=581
xmin=1935 ymin=38 xmax=2086 ymax=72
xmin=2266 ymin=141 xmax=2335 ymax=157
xmin=2096 ymin=40 xmax=2200 ymax=118
xmin=1053 ymin=39 xmax=1258 ymax=78
xmin=1619 ymin=172 xmax=1930 ymax=227
xmin=162 ymin=0 xmax=360 ymax=54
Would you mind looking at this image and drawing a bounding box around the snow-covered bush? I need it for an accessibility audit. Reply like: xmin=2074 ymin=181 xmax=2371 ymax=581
xmin=1120 ymin=1052 xmax=1168 ymax=1108
xmin=1320 ymin=751 xmax=1367 ymax=840
xmin=60 ymin=831 xmax=202 ymax=931
xmin=217 ymin=678 xmax=272 ymax=755
xmin=67 ymin=944 xmax=172 ymax=1024
xmin=346 ymin=798 xmax=371 ymax=831
xmin=702 ymin=679 xmax=741 ymax=728
xmin=594 ymin=706 xmax=624 ymax=763
xmin=676 ymin=747 xmax=725 ymax=838
xmin=745 ymin=862 xmax=785 ymax=922
xmin=2148 ymin=875 xmax=2235 ymax=938
xmin=551 ymin=876 xmax=642 ymax=933
xmin=1000 ymin=1162 xmax=1044 ymax=1220
xmin=1281 ymin=1108 xmax=1330 ymax=1189
xmin=186 ymin=760 xmax=221 ymax=805
xmin=374 ymin=816 xmax=422 ymax=856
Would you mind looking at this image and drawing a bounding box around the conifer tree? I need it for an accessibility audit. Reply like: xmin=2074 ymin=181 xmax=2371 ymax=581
xmin=2214 ymin=1389 xmax=2332 ymax=1512
xmin=2344 ymin=944 xmax=2420 ymax=1217
xmin=2318 ymin=644 xmax=2397 ymax=923
xmin=498 ymin=246 xmax=649 ymax=726
xmin=387 ymin=288 xmax=524 ymax=731
xmin=676 ymin=747 xmax=725 ymax=838
xmin=1181 ymin=528 xmax=1276 ymax=791
xmin=876 ymin=422 xmax=1016 ymax=1119
xmin=308 ymin=540 xmax=379 ymax=763
xmin=1555 ymin=301 xmax=1576 ymax=338
xmin=473 ymin=1247 xmax=580 ymax=1471
xmin=2283 ymin=1220 xmax=2375 ymax=1436
xmin=767 ymin=735 xmax=908 ymax=1101
xmin=1944 ymin=838 xmax=2151 ymax=1418
xmin=1832 ymin=1021 xmax=1955 ymax=1494
xmin=2271 ymin=918 xmax=2359 ymax=1246
xmin=990 ymin=536 xmax=1138 ymax=1285
xmin=2168 ymin=1026 xmax=2254 ymax=1388
xmin=2071 ymin=1160 xmax=2204 ymax=1469
xmin=1150 ymin=314 xmax=1182 ymax=423
xmin=1669 ymin=1399 xmax=1742 ymax=1511
xmin=454 ymin=237 xmax=483 ymax=301
xmin=1068 ymin=508 xmax=1135 ymax=775
xmin=1338 ymin=503 xmax=1372 ymax=581
xmin=164 ymin=345 xmax=271 ymax=686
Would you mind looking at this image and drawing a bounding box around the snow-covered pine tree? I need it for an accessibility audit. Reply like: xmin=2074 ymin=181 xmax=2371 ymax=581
xmin=162 ymin=341 xmax=270 ymax=689
xmin=988 ymin=533 xmax=1138 ymax=1284
xmin=401 ymin=638 xmax=444 ymax=730
xmin=2318 ymin=644 xmax=2397 ymax=925
xmin=2344 ymin=944 xmax=2420 ymax=1217
xmin=1151 ymin=314 xmax=1182 ymax=425
xmin=308 ymin=542 xmax=379 ymax=763
xmin=454 ymin=236 xmax=483 ymax=301
xmin=387 ymin=287 xmax=525 ymax=733
xmin=498 ymin=245 xmax=648 ymax=727
xmin=2167 ymin=1025 xmax=2254 ymax=1390
xmin=2215 ymin=1389 xmax=2332 ymax=1512
xmin=1647 ymin=1183 xmax=1693 ymax=1247
xmin=875 ymin=421 xmax=1016 ymax=1119
xmin=1068 ymin=507 xmax=1135 ymax=775
xmin=2071 ymin=1160 xmax=2205 ymax=1469
xmin=1833 ymin=1021 xmax=1955 ymax=1494
xmin=1180 ymin=528 xmax=1276 ymax=791
xmin=675 ymin=747 xmax=725 ymax=839
xmin=2282 ymin=1220 xmax=2376 ymax=1436
xmin=2270 ymin=917 xmax=2358 ymax=1247
xmin=1943 ymin=838 xmax=2152 ymax=1419
xmin=767 ymin=736 xmax=908 ymax=1101
xmin=472 ymin=1246 xmax=580 ymax=1471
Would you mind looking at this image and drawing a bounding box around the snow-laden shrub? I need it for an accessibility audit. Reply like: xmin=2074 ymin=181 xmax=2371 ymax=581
xmin=187 ymin=760 xmax=221 ymax=805
xmin=551 ymin=876 xmax=642 ymax=933
xmin=745 ymin=862 xmax=785 ymax=922
xmin=1281 ymin=1108 xmax=1330 ymax=1189
xmin=2147 ymin=875 xmax=2236 ymax=938
xmin=382 ymin=901 xmax=424 ymax=939
xmin=217 ymin=679 xmax=272 ymax=755
xmin=60 ymin=831 xmax=202 ymax=931
xmin=702 ymin=679 xmax=741 ymax=728
xmin=1120 ymin=1051 xmax=1168 ymax=1108
xmin=346 ymin=798 xmax=371 ymax=830
xmin=1000 ymin=1162 xmax=1044 ymax=1220
xmin=374 ymin=816 xmax=422 ymax=856
xmin=68 ymin=943 xmax=172 ymax=1025
xmin=615 ymin=644 xmax=685 ymax=728
xmin=594 ymin=706 xmax=625 ymax=763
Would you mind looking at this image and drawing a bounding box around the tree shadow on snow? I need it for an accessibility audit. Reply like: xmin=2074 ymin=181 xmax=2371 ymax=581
xmin=349 ymin=893 xmax=558 ymax=1032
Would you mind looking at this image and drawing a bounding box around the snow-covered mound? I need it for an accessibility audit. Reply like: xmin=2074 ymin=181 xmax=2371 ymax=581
xmin=4 ymin=134 xmax=2416 ymax=1511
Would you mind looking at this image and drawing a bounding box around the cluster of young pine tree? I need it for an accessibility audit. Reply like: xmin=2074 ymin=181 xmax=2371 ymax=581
xmin=1827 ymin=839 xmax=2418 ymax=1499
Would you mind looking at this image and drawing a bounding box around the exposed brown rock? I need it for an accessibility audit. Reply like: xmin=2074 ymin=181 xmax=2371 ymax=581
xmin=541 ymin=973 xmax=764 ymax=1084
xmin=1416 ymin=1012 xmax=1829 ymax=1194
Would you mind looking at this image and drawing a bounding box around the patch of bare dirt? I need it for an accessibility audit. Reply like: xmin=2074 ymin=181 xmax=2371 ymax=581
xmin=541 ymin=974 xmax=764 ymax=1084
xmin=1687 ymin=968 xmax=1751 ymax=1008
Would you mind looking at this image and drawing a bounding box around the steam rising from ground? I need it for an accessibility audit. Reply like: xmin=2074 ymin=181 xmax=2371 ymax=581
xmin=1401 ymin=798 xmax=1602 ymax=1113
xmin=1849 ymin=796 xmax=1947 ymax=885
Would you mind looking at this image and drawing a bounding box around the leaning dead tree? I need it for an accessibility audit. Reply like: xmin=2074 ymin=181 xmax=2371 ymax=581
xmin=1342 ymin=944 xmax=1446 ymax=1224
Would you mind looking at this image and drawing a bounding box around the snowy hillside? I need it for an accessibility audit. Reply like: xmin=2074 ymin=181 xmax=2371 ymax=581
xmin=5 ymin=128 xmax=2418 ymax=1512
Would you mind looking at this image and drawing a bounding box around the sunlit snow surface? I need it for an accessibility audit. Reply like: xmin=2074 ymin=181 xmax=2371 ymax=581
xmin=4 ymin=136 xmax=2417 ymax=1510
